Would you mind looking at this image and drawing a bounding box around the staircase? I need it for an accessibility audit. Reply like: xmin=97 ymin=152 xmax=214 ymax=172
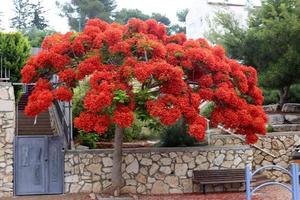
xmin=17 ymin=86 xmax=53 ymax=135
xmin=265 ymin=103 xmax=300 ymax=133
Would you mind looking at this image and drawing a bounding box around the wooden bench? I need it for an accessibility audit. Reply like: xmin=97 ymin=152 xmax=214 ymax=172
xmin=193 ymin=169 xmax=245 ymax=194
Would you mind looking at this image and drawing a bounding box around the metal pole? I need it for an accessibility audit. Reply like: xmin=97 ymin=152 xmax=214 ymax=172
xmin=291 ymin=163 xmax=299 ymax=200
xmin=245 ymin=164 xmax=252 ymax=200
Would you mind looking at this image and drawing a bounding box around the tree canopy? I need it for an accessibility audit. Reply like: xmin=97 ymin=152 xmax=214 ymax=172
xmin=207 ymin=0 xmax=300 ymax=106
xmin=114 ymin=8 xmax=171 ymax=26
xmin=11 ymin=0 xmax=32 ymax=30
xmin=31 ymin=0 xmax=48 ymax=30
xmin=11 ymin=0 xmax=48 ymax=31
xmin=169 ymin=9 xmax=189 ymax=34
xmin=56 ymin=0 xmax=116 ymax=31
xmin=0 ymin=32 xmax=31 ymax=82
xmin=21 ymin=18 xmax=266 ymax=144
xmin=21 ymin=18 xmax=266 ymax=193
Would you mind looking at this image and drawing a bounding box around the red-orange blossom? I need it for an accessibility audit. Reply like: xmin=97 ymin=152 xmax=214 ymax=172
xmin=21 ymin=18 xmax=267 ymax=143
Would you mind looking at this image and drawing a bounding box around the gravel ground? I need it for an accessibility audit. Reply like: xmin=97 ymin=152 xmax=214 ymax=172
xmin=0 ymin=186 xmax=292 ymax=200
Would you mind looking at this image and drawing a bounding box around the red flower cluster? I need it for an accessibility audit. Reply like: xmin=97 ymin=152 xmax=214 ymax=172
xmin=21 ymin=18 xmax=266 ymax=143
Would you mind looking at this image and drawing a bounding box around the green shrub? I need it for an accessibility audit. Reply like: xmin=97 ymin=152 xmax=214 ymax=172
xmin=262 ymin=88 xmax=279 ymax=105
xmin=72 ymin=78 xmax=91 ymax=119
xmin=266 ymin=124 xmax=273 ymax=133
xmin=77 ymin=131 xmax=100 ymax=149
xmin=25 ymin=28 xmax=55 ymax=47
xmin=0 ymin=32 xmax=31 ymax=82
xmin=200 ymin=102 xmax=215 ymax=119
xmin=289 ymin=84 xmax=300 ymax=103
xmin=159 ymin=118 xmax=205 ymax=147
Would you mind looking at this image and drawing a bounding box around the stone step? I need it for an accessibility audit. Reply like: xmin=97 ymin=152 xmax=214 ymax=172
xmin=267 ymin=113 xmax=300 ymax=124
xmin=282 ymin=103 xmax=300 ymax=113
xmin=272 ymin=124 xmax=300 ymax=132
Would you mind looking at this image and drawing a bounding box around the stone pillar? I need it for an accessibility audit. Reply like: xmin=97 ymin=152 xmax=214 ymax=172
xmin=0 ymin=82 xmax=15 ymax=197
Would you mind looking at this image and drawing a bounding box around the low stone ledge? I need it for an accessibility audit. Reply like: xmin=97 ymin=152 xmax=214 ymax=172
xmin=66 ymin=145 xmax=251 ymax=154
xmin=65 ymin=145 xmax=253 ymax=194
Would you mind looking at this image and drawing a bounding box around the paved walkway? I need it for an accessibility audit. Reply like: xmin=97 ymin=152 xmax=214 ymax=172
xmin=0 ymin=186 xmax=292 ymax=200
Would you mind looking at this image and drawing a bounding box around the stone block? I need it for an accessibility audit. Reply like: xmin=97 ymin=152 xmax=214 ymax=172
xmin=102 ymin=157 xmax=112 ymax=167
xmin=285 ymin=114 xmax=300 ymax=124
xmin=164 ymin=176 xmax=178 ymax=188
xmin=151 ymin=181 xmax=169 ymax=194
xmin=86 ymin=164 xmax=102 ymax=174
xmin=126 ymin=159 xmax=139 ymax=174
xmin=0 ymin=100 xmax=14 ymax=112
xmin=267 ymin=114 xmax=285 ymax=124
xmin=0 ymin=88 xmax=9 ymax=100
xmin=263 ymin=104 xmax=279 ymax=112
xmin=282 ymin=103 xmax=300 ymax=112
xmin=272 ymin=124 xmax=300 ymax=132
xmin=65 ymin=175 xmax=79 ymax=183
xmin=175 ymin=164 xmax=188 ymax=176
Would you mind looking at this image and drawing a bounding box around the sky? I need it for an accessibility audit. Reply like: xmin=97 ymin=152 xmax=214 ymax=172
xmin=0 ymin=0 xmax=194 ymax=33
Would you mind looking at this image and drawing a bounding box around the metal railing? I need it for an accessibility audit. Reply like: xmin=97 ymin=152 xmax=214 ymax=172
xmin=201 ymin=101 xmax=276 ymax=158
xmin=53 ymin=100 xmax=73 ymax=149
xmin=245 ymin=164 xmax=299 ymax=200
xmin=0 ymin=56 xmax=10 ymax=81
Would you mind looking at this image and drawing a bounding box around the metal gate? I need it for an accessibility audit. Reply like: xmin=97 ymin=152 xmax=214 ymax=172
xmin=245 ymin=164 xmax=299 ymax=200
xmin=14 ymin=136 xmax=64 ymax=195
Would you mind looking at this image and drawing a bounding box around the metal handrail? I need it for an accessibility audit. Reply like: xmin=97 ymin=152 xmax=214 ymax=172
xmin=201 ymin=102 xmax=276 ymax=158
xmin=245 ymin=164 xmax=299 ymax=200
xmin=252 ymin=165 xmax=291 ymax=177
xmin=206 ymin=118 xmax=276 ymax=158
xmin=53 ymin=100 xmax=72 ymax=149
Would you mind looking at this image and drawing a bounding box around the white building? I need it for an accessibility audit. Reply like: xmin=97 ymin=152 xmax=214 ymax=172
xmin=186 ymin=0 xmax=261 ymax=39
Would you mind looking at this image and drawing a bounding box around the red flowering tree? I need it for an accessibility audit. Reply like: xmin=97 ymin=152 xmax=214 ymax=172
xmin=21 ymin=18 xmax=267 ymax=194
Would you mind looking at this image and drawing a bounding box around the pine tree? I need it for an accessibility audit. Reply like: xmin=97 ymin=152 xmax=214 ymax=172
xmin=11 ymin=0 xmax=32 ymax=30
xmin=56 ymin=0 xmax=116 ymax=31
xmin=30 ymin=0 xmax=48 ymax=30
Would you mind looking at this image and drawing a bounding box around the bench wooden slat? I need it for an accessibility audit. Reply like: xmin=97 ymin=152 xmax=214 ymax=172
xmin=192 ymin=169 xmax=246 ymax=194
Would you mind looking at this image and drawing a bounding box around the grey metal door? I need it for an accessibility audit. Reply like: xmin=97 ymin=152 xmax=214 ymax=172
xmin=14 ymin=136 xmax=64 ymax=195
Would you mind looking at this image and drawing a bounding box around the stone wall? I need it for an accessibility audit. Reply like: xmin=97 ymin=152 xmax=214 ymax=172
xmin=65 ymin=146 xmax=252 ymax=194
xmin=209 ymin=131 xmax=300 ymax=182
xmin=0 ymin=82 xmax=15 ymax=197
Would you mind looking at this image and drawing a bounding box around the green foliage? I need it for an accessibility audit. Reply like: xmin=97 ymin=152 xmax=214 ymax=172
xmin=114 ymin=9 xmax=149 ymax=24
xmin=266 ymin=124 xmax=273 ymax=132
xmin=72 ymin=78 xmax=91 ymax=119
xmin=289 ymin=84 xmax=300 ymax=103
xmin=25 ymin=27 xmax=55 ymax=47
xmin=151 ymin=13 xmax=171 ymax=26
xmin=159 ymin=119 xmax=204 ymax=147
xmin=169 ymin=9 xmax=189 ymax=34
xmin=11 ymin=0 xmax=48 ymax=31
xmin=262 ymin=88 xmax=279 ymax=105
xmin=11 ymin=0 xmax=32 ymax=30
xmin=205 ymin=11 xmax=245 ymax=59
xmin=200 ymin=102 xmax=215 ymax=119
xmin=114 ymin=8 xmax=171 ymax=26
xmin=206 ymin=0 xmax=300 ymax=104
xmin=30 ymin=0 xmax=48 ymax=30
xmin=0 ymin=32 xmax=31 ymax=82
xmin=56 ymin=0 xmax=117 ymax=31
xmin=78 ymin=130 xmax=100 ymax=149
xmin=177 ymin=9 xmax=189 ymax=23
xmin=113 ymin=90 xmax=130 ymax=104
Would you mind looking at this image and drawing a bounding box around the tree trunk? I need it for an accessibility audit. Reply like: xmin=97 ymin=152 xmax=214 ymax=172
xmin=111 ymin=125 xmax=124 ymax=196
xmin=278 ymin=86 xmax=290 ymax=108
